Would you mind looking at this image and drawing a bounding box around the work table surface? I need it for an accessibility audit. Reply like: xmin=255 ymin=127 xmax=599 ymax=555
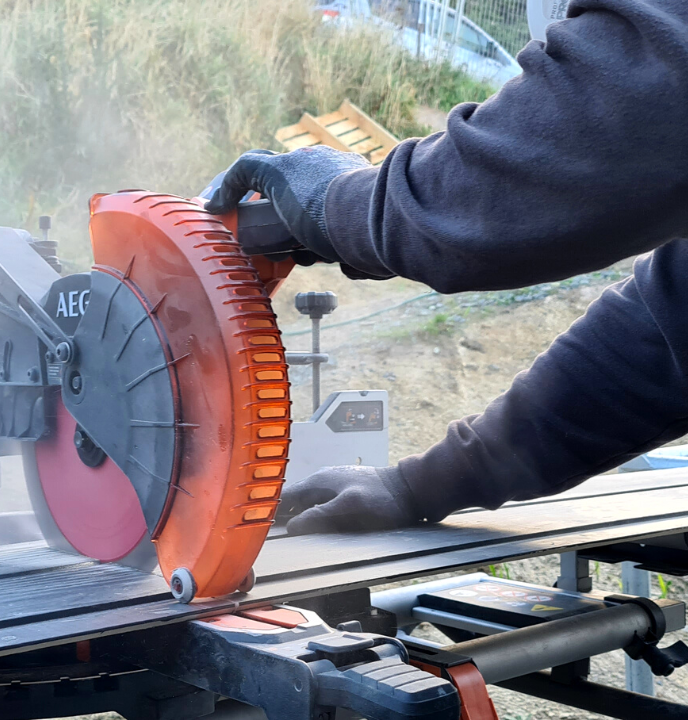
xmin=2 ymin=468 xmax=688 ymax=658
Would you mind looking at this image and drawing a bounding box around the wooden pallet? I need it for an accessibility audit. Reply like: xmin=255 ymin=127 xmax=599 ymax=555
xmin=275 ymin=100 xmax=398 ymax=165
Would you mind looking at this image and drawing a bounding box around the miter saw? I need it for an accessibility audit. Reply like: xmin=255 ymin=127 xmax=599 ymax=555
xmin=0 ymin=185 xmax=302 ymax=602
xmin=0 ymin=176 xmax=390 ymax=603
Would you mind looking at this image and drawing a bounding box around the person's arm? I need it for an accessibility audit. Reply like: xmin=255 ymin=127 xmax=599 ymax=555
xmin=324 ymin=0 xmax=688 ymax=292
xmin=399 ymin=240 xmax=688 ymax=519
xmin=208 ymin=0 xmax=688 ymax=291
xmin=282 ymin=240 xmax=688 ymax=533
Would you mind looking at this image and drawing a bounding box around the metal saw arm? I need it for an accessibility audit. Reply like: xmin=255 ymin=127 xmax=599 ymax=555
xmin=0 ymin=228 xmax=72 ymax=360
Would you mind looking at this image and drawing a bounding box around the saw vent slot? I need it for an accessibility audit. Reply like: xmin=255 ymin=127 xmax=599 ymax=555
xmin=245 ymin=319 xmax=273 ymax=329
xmin=253 ymin=465 xmax=283 ymax=479
xmin=259 ymin=407 xmax=286 ymax=418
xmin=243 ymin=506 xmax=273 ymax=522
xmin=256 ymin=445 xmax=285 ymax=458
xmin=249 ymin=486 xmax=279 ymax=500
xmin=253 ymin=352 xmax=282 ymax=363
xmin=227 ymin=272 xmax=254 ymax=282
xmin=258 ymin=388 xmax=286 ymax=399
xmin=256 ymin=370 xmax=284 ymax=381
xmin=258 ymin=426 xmax=287 ymax=438
xmin=249 ymin=335 xmax=278 ymax=346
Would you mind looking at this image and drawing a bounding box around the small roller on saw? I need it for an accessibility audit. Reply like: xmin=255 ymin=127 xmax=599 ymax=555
xmin=0 ymin=174 xmax=299 ymax=602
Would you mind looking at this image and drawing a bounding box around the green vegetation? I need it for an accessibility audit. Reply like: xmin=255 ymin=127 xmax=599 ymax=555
xmin=0 ymin=0 xmax=493 ymax=263
xmin=657 ymin=573 xmax=673 ymax=599
xmin=424 ymin=311 xmax=452 ymax=335
xmin=489 ymin=563 xmax=511 ymax=580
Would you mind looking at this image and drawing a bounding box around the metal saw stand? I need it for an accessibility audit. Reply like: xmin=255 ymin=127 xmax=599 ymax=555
xmin=4 ymin=469 xmax=688 ymax=718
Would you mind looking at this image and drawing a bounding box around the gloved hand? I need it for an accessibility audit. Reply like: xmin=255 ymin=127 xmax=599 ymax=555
xmin=279 ymin=465 xmax=422 ymax=535
xmin=205 ymin=147 xmax=391 ymax=279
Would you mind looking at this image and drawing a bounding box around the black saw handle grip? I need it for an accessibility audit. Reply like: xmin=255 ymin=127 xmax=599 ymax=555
xmin=198 ymin=170 xmax=300 ymax=256
xmin=236 ymin=198 xmax=301 ymax=256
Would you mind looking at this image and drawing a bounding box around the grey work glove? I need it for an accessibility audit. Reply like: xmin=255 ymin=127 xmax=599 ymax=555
xmin=204 ymin=147 xmax=392 ymax=280
xmin=279 ymin=465 xmax=421 ymax=535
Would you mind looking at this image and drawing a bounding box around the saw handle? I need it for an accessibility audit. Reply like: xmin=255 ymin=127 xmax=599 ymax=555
xmin=192 ymin=180 xmax=297 ymax=296
xmin=198 ymin=170 xmax=300 ymax=256
xmin=206 ymin=199 xmax=296 ymax=298
xmin=235 ymin=198 xmax=302 ymax=257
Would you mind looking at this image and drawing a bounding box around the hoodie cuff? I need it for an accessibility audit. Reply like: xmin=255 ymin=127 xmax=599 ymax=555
xmin=324 ymin=168 xmax=395 ymax=280
xmin=375 ymin=465 xmax=423 ymax=523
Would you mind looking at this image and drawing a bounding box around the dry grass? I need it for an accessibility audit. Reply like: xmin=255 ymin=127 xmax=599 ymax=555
xmin=0 ymin=0 xmax=492 ymax=263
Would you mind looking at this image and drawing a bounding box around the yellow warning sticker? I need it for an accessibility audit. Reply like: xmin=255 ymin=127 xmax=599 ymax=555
xmin=531 ymin=604 xmax=563 ymax=612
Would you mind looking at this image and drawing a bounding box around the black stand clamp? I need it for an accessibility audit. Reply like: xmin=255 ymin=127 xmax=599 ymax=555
xmin=102 ymin=605 xmax=458 ymax=720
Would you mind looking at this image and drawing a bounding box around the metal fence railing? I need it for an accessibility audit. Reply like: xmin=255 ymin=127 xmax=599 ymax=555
xmin=371 ymin=0 xmax=529 ymax=87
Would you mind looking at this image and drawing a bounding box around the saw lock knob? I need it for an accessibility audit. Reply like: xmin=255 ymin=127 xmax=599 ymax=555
xmin=29 ymin=216 xmax=62 ymax=274
xmin=39 ymin=215 xmax=51 ymax=238
xmin=294 ymin=292 xmax=338 ymax=413
xmin=295 ymin=291 xmax=338 ymax=320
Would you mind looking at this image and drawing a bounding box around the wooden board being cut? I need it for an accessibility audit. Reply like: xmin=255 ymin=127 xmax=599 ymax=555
xmin=2 ymin=468 xmax=688 ymax=657
xmin=276 ymin=100 xmax=398 ymax=165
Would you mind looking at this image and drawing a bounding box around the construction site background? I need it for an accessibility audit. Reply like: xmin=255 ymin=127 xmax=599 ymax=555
xmin=0 ymin=0 xmax=491 ymax=265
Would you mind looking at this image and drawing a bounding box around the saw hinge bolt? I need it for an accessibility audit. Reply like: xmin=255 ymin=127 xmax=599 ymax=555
xmin=55 ymin=341 xmax=74 ymax=364
xmin=27 ymin=366 xmax=39 ymax=383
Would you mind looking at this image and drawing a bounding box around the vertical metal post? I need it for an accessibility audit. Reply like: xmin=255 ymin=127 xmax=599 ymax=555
xmin=311 ymin=316 xmax=321 ymax=414
xmin=417 ymin=0 xmax=425 ymax=57
xmin=557 ymin=551 xmax=592 ymax=593
xmin=451 ymin=0 xmax=465 ymax=47
xmin=622 ymin=562 xmax=655 ymax=696
xmin=436 ymin=0 xmax=450 ymax=59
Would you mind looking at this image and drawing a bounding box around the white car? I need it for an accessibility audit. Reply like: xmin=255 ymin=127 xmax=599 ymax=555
xmin=372 ymin=0 xmax=522 ymax=87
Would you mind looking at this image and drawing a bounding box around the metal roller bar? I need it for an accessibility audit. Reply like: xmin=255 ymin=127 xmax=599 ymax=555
xmin=434 ymin=600 xmax=682 ymax=684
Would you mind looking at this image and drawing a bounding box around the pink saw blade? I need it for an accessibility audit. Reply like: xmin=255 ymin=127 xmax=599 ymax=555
xmin=33 ymin=399 xmax=147 ymax=562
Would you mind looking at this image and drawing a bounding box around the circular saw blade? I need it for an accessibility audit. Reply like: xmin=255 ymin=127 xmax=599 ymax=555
xmin=85 ymin=191 xmax=291 ymax=599
xmin=25 ymin=397 xmax=149 ymax=563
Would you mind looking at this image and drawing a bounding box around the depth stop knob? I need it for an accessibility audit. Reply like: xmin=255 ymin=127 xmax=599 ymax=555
xmin=295 ymin=291 xmax=338 ymax=320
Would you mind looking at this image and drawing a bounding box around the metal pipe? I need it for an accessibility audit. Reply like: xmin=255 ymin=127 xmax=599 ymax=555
xmin=622 ymin=562 xmax=655 ymax=696
xmin=444 ymin=603 xmax=654 ymax=684
xmin=284 ymin=352 xmax=329 ymax=366
xmin=435 ymin=0 xmax=450 ymax=59
xmin=311 ymin=316 xmax=321 ymax=412
xmin=450 ymin=0 xmax=465 ymax=46
xmin=498 ymin=671 xmax=688 ymax=720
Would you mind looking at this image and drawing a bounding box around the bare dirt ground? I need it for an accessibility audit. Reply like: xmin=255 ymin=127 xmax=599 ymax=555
xmin=6 ymin=258 xmax=688 ymax=719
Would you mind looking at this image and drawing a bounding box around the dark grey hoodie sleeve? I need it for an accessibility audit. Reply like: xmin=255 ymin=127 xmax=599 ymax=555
xmin=324 ymin=0 xmax=688 ymax=293
xmin=396 ymin=240 xmax=688 ymax=519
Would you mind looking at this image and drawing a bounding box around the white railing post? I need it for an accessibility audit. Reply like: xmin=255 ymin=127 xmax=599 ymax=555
xmin=436 ymin=0 xmax=451 ymax=59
